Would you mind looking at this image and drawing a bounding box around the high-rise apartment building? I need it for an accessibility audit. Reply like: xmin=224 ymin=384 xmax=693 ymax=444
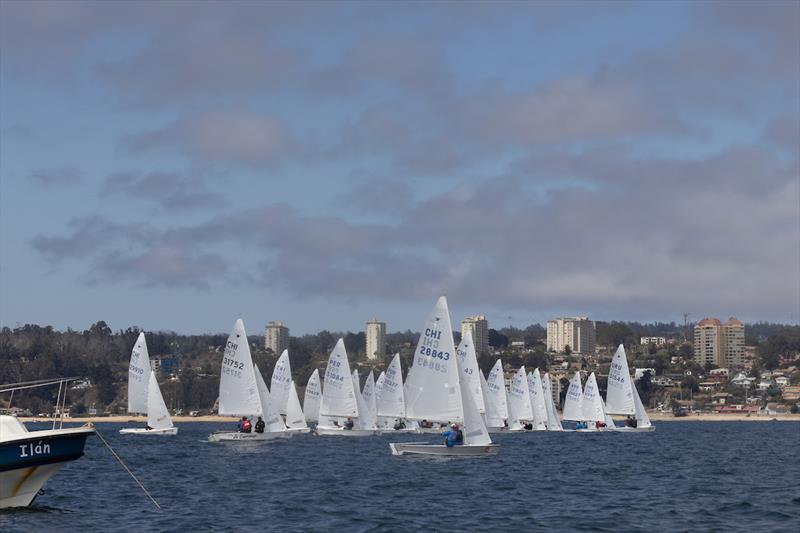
xmin=264 ymin=321 xmax=289 ymax=354
xmin=366 ymin=318 xmax=386 ymax=360
xmin=694 ymin=317 xmax=744 ymax=368
xmin=546 ymin=317 xmax=596 ymax=355
xmin=461 ymin=315 xmax=489 ymax=356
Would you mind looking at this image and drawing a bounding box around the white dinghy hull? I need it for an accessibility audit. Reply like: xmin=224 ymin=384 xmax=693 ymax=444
xmin=314 ymin=427 xmax=377 ymax=437
xmin=283 ymin=426 xmax=310 ymax=435
xmin=208 ymin=431 xmax=288 ymax=442
xmin=389 ymin=442 xmax=499 ymax=456
xmin=609 ymin=425 xmax=655 ymax=433
xmin=119 ymin=427 xmax=178 ymax=435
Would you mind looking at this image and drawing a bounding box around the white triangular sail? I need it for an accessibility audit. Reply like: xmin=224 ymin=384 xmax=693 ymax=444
xmin=404 ymin=296 xmax=462 ymax=423
xmin=270 ymin=350 xmax=292 ymax=415
xmin=456 ymin=354 xmax=492 ymax=446
xmin=456 ymin=331 xmax=485 ymax=413
xmin=303 ymin=369 xmax=321 ymax=423
xmin=606 ymin=344 xmax=635 ymax=415
xmin=362 ymin=370 xmax=377 ymax=420
xmin=127 ymin=332 xmax=152 ymax=414
xmin=255 ymin=363 xmax=285 ymax=432
xmin=218 ymin=319 xmax=262 ymax=417
xmin=352 ymin=370 xmax=377 ymax=430
xmin=480 ymin=372 xmax=505 ymax=428
xmin=319 ymin=338 xmax=358 ymax=418
xmin=527 ymin=369 xmax=548 ymax=430
xmin=541 ymin=372 xmax=563 ymax=431
xmin=485 ymin=359 xmax=509 ymax=420
xmin=376 ymin=354 xmax=406 ymax=418
xmin=562 ymin=372 xmax=584 ymax=421
xmin=508 ymin=366 xmax=533 ymax=427
xmin=581 ymin=372 xmax=605 ymax=424
xmin=286 ymin=381 xmax=307 ymax=429
xmin=601 ymin=398 xmax=616 ymax=428
xmin=146 ymin=372 xmax=173 ymax=430
xmin=632 ymin=380 xmax=652 ymax=428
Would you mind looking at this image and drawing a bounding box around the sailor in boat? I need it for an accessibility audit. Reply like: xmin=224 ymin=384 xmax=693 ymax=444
xmin=575 ymin=421 xmax=587 ymax=430
xmin=595 ymin=420 xmax=607 ymax=430
xmin=420 ymin=419 xmax=433 ymax=429
xmin=238 ymin=417 xmax=252 ymax=433
xmin=254 ymin=416 xmax=265 ymax=433
xmin=442 ymin=424 xmax=464 ymax=447
xmin=625 ymin=415 xmax=637 ymax=428
xmin=523 ymin=422 xmax=533 ymax=431
xmin=343 ymin=417 xmax=354 ymax=430
xmin=393 ymin=419 xmax=406 ymax=430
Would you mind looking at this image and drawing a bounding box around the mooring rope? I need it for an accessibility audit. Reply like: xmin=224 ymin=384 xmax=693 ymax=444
xmin=93 ymin=427 xmax=161 ymax=510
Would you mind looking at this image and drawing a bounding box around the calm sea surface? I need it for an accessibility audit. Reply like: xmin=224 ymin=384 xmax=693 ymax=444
xmin=2 ymin=421 xmax=799 ymax=532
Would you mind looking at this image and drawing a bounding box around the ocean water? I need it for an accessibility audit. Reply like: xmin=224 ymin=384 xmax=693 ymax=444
xmin=2 ymin=421 xmax=799 ymax=532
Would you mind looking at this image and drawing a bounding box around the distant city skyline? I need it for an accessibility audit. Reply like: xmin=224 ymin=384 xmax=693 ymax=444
xmin=1 ymin=1 xmax=798 ymax=334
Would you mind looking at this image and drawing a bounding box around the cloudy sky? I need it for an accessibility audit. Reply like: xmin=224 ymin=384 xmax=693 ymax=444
xmin=1 ymin=1 xmax=798 ymax=335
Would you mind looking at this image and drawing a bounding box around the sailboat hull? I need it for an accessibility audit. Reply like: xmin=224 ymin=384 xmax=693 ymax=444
xmin=609 ymin=425 xmax=655 ymax=433
xmin=208 ymin=431 xmax=288 ymax=442
xmin=119 ymin=427 xmax=178 ymax=435
xmin=389 ymin=442 xmax=499 ymax=456
xmin=283 ymin=427 xmax=310 ymax=435
xmin=314 ymin=427 xmax=377 ymax=437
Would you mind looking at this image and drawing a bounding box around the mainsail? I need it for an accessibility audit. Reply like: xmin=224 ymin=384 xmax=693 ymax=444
xmin=218 ymin=319 xmax=262 ymax=417
xmin=527 ymin=369 xmax=548 ymax=430
xmin=303 ymin=369 xmax=322 ymax=423
xmin=542 ymin=372 xmax=563 ymax=431
xmin=606 ymin=344 xmax=635 ymax=415
xmin=581 ymin=372 xmax=605 ymax=424
xmin=507 ymin=366 xmax=533 ymax=427
xmin=376 ymin=354 xmax=406 ymax=418
xmin=127 ymin=332 xmax=152 ymax=414
xmin=456 ymin=331 xmax=485 ymax=413
xmin=319 ymin=339 xmax=358 ymax=418
xmin=404 ymin=296 xmax=462 ymax=423
xmin=485 ymin=359 xmax=509 ymax=420
xmin=561 ymin=372 xmax=584 ymax=421
xmin=270 ymin=350 xmax=292 ymax=415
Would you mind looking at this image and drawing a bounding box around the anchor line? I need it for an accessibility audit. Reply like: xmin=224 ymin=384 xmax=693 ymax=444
xmin=93 ymin=428 xmax=161 ymax=510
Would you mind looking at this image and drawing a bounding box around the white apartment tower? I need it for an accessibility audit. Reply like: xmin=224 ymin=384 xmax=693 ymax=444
xmin=366 ymin=318 xmax=386 ymax=360
xmin=547 ymin=317 xmax=596 ymax=355
xmin=694 ymin=317 xmax=744 ymax=368
xmin=264 ymin=321 xmax=289 ymax=354
xmin=461 ymin=315 xmax=489 ymax=356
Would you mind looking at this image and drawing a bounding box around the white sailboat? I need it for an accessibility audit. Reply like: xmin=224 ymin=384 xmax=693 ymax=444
xmin=526 ymin=369 xmax=548 ymax=431
xmin=316 ymin=339 xmax=375 ymax=436
xmin=284 ymin=381 xmax=309 ymax=433
xmin=541 ymin=372 xmax=563 ymax=431
xmin=352 ymin=370 xmax=379 ymax=432
xmin=580 ymin=372 xmax=608 ymax=431
xmin=484 ymin=359 xmax=509 ymax=431
xmin=606 ymin=345 xmax=655 ymax=432
xmin=120 ymin=332 xmax=177 ymax=435
xmin=480 ymin=372 xmax=506 ymax=432
xmin=209 ymin=319 xmax=275 ymax=442
xmin=376 ymin=355 xmax=418 ymax=432
xmin=561 ymin=372 xmax=585 ymax=429
xmin=456 ymin=331 xmax=485 ymax=413
xmin=389 ymin=296 xmax=498 ymax=456
xmin=303 ymin=369 xmax=321 ymax=424
xmin=361 ymin=370 xmax=377 ymax=422
xmin=270 ymin=349 xmax=292 ymax=415
xmin=507 ymin=366 xmax=533 ymax=431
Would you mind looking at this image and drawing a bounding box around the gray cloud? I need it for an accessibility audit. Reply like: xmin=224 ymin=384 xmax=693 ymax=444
xmin=27 ymin=167 xmax=82 ymax=188
xmin=335 ymin=179 xmax=415 ymax=214
xmin=121 ymin=110 xmax=300 ymax=168
xmin=101 ymin=171 xmax=224 ymax=210
xmin=30 ymin=141 xmax=800 ymax=321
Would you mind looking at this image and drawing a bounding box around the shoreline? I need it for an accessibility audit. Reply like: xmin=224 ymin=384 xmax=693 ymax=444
xmin=17 ymin=413 xmax=800 ymax=424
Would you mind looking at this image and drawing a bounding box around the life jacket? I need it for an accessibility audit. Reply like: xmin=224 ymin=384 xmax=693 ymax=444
xmin=242 ymin=419 xmax=252 ymax=432
xmin=456 ymin=429 xmax=464 ymax=444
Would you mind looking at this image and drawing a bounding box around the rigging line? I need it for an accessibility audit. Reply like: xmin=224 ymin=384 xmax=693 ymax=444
xmin=93 ymin=428 xmax=161 ymax=511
